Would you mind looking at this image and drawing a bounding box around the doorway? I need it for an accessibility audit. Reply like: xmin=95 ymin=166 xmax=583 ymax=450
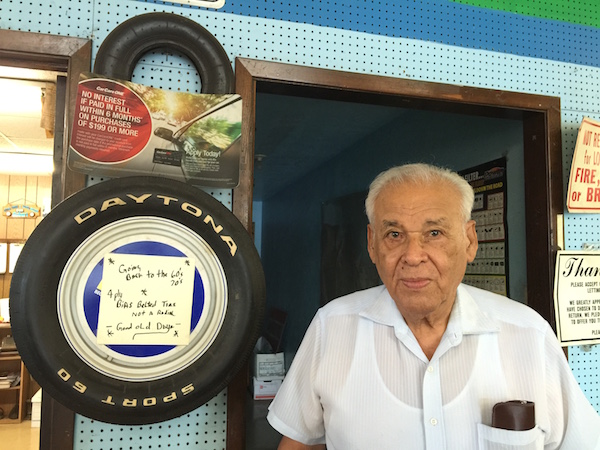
xmin=234 ymin=57 xmax=563 ymax=446
xmin=235 ymin=56 xmax=562 ymax=326
xmin=0 ymin=29 xmax=91 ymax=450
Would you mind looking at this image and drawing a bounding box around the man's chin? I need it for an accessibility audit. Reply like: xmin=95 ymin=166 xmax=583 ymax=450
xmin=392 ymin=290 xmax=453 ymax=319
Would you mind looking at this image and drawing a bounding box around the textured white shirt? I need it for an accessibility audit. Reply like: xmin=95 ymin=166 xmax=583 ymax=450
xmin=267 ymin=284 xmax=600 ymax=449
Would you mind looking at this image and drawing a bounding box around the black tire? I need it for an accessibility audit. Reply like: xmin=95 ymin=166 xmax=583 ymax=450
xmin=9 ymin=177 xmax=265 ymax=424
xmin=93 ymin=12 xmax=234 ymax=93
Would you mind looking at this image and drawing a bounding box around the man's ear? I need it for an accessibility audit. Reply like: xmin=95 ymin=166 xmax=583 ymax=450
xmin=367 ymin=224 xmax=376 ymax=263
xmin=465 ymin=220 xmax=478 ymax=262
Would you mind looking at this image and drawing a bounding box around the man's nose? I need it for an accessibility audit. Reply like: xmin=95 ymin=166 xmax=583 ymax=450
xmin=400 ymin=235 xmax=426 ymax=265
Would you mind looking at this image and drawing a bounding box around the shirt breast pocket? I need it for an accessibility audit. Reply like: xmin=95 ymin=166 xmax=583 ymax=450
xmin=477 ymin=423 xmax=544 ymax=450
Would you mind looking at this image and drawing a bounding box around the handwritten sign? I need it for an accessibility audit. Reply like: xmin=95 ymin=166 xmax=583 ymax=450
xmin=96 ymin=253 xmax=195 ymax=345
xmin=554 ymin=251 xmax=600 ymax=346
xmin=567 ymin=117 xmax=600 ymax=212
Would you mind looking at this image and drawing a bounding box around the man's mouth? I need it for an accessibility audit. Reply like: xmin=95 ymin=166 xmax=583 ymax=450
xmin=401 ymin=278 xmax=430 ymax=289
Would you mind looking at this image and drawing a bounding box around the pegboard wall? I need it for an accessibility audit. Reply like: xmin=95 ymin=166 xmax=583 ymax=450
xmin=74 ymin=390 xmax=227 ymax=449
xmin=3 ymin=0 xmax=600 ymax=444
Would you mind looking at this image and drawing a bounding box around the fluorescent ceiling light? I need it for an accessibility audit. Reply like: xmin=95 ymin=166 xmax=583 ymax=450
xmin=0 ymin=152 xmax=53 ymax=175
xmin=0 ymin=79 xmax=43 ymax=115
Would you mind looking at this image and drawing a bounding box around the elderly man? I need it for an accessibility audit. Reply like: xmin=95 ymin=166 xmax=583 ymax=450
xmin=267 ymin=163 xmax=600 ymax=449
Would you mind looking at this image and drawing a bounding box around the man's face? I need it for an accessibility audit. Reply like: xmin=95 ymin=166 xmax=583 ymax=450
xmin=367 ymin=181 xmax=478 ymax=323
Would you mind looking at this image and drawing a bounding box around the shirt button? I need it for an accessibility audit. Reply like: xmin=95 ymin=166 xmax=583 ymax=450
xmin=427 ymin=366 xmax=434 ymax=373
xmin=430 ymin=418 xmax=438 ymax=426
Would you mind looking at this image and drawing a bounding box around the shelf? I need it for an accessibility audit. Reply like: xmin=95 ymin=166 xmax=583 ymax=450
xmin=0 ymin=323 xmax=29 ymax=423
xmin=0 ymin=418 xmax=22 ymax=424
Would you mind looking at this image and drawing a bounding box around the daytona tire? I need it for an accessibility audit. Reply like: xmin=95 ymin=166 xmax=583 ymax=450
xmin=93 ymin=12 xmax=234 ymax=93
xmin=9 ymin=176 xmax=265 ymax=424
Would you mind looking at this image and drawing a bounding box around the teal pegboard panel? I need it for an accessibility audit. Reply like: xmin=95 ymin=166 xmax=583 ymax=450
xmin=569 ymin=345 xmax=600 ymax=413
xmin=0 ymin=0 xmax=94 ymax=37
xmin=564 ymin=213 xmax=600 ymax=250
xmin=74 ymin=390 xmax=227 ymax=449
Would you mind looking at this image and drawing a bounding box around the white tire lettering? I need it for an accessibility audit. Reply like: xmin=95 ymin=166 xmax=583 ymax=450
xmin=163 ymin=392 xmax=177 ymax=402
xmin=157 ymin=195 xmax=177 ymax=205
xmin=102 ymin=395 xmax=116 ymax=405
xmin=221 ymin=235 xmax=237 ymax=256
xmin=203 ymin=215 xmax=223 ymax=233
xmin=143 ymin=397 xmax=157 ymax=407
xmin=57 ymin=368 xmax=71 ymax=381
xmin=126 ymin=193 xmax=152 ymax=203
xmin=74 ymin=207 xmax=96 ymax=224
xmin=181 ymin=202 xmax=202 ymax=217
xmin=100 ymin=197 xmax=126 ymax=212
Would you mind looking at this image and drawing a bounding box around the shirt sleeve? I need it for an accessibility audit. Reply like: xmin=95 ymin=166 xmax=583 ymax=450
xmin=267 ymin=313 xmax=327 ymax=445
xmin=543 ymin=326 xmax=600 ymax=449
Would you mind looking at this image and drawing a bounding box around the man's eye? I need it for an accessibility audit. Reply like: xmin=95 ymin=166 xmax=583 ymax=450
xmin=388 ymin=231 xmax=400 ymax=238
xmin=429 ymin=230 xmax=440 ymax=237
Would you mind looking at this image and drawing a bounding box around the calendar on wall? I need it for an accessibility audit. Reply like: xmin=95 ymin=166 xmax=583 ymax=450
xmin=459 ymin=158 xmax=508 ymax=296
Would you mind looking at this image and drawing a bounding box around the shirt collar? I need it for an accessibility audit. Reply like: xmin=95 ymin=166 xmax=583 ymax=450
xmin=449 ymin=284 xmax=500 ymax=335
xmin=359 ymin=287 xmax=408 ymax=331
xmin=359 ymin=284 xmax=500 ymax=336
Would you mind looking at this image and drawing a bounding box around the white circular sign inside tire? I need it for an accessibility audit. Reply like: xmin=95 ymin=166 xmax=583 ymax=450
xmin=9 ymin=176 xmax=265 ymax=425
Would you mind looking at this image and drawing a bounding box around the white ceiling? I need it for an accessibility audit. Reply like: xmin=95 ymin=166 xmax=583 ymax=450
xmin=0 ymin=67 xmax=58 ymax=159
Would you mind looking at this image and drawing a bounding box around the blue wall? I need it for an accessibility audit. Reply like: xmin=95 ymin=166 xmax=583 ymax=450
xmin=3 ymin=0 xmax=600 ymax=443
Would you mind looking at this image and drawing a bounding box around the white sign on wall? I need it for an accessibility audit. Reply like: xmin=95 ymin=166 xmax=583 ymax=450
xmin=554 ymin=251 xmax=600 ymax=346
xmin=96 ymin=253 xmax=195 ymax=346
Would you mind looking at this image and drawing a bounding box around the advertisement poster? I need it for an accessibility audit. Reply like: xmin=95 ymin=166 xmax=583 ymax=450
xmin=459 ymin=158 xmax=508 ymax=296
xmin=567 ymin=117 xmax=600 ymax=212
xmin=554 ymin=251 xmax=600 ymax=346
xmin=68 ymin=73 xmax=242 ymax=188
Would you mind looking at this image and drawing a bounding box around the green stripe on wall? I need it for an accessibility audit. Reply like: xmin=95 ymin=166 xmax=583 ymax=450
xmin=452 ymin=0 xmax=600 ymax=28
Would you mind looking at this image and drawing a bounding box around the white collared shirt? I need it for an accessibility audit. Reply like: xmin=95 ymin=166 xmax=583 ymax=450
xmin=267 ymin=284 xmax=600 ymax=449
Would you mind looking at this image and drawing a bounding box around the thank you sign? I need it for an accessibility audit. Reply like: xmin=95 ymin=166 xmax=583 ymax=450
xmin=554 ymin=251 xmax=600 ymax=346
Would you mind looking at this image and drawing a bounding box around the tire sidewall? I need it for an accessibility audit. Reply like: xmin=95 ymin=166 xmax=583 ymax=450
xmin=10 ymin=176 xmax=264 ymax=424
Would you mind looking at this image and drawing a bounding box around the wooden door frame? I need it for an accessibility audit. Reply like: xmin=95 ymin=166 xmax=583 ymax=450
xmin=0 ymin=29 xmax=90 ymax=205
xmin=0 ymin=28 xmax=90 ymax=450
xmin=232 ymin=55 xmax=562 ymax=448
